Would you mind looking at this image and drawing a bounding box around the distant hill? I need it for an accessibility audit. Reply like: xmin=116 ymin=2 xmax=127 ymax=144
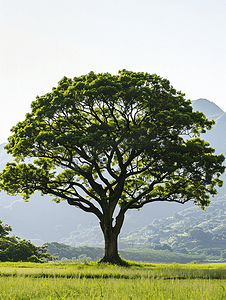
xmin=192 ymin=98 xmax=223 ymax=120
xmin=202 ymin=112 xmax=226 ymax=154
xmin=0 ymin=98 xmax=225 ymax=248
xmin=119 ymin=196 xmax=226 ymax=257
xmin=191 ymin=99 xmax=226 ymax=154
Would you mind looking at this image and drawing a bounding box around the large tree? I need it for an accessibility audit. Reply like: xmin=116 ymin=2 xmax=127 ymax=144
xmin=0 ymin=70 xmax=225 ymax=264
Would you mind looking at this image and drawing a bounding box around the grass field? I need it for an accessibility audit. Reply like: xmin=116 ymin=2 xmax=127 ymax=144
xmin=1 ymin=261 xmax=226 ymax=299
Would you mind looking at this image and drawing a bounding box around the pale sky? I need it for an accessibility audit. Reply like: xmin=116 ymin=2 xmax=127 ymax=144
xmin=1 ymin=0 xmax=226 ymax=144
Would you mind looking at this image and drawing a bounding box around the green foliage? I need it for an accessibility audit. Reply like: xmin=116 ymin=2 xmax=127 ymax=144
xmin=1 ymin=70 xmax=224 ymax=207
xmin=0 ymin=220 xmax=18 ymax=252
xmin=2 ymin=240 xmax=35 ymax=261
xmin=0 ymin=220 xmax=53 ymax=262
xmin=0 ymin=220 xmax=12 ymax=238
xmin=26 ymin=255 xmax=44 ymax=263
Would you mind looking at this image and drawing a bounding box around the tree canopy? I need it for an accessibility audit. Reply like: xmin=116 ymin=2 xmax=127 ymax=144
xmin=0 ymin=70 xmax=225 ymax=264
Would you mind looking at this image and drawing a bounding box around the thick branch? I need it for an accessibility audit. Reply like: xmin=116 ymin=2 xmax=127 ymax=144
xmin=129 ymin=196 xmax=190 ymax=209
xmin=104 ymin=150 xmax=119 ymax=180
xmin=113 ymin=144 xmax=124 ymax=170
xmin=86 ymin=165 xmax=105 ymax=198
xmin=53 ymin=180 xmax=102 ymax=204
xmin=125 ymin=176 xmax=193 ymax=211
xmin=93 ymin=161 xmax=114 ymax=195
xmin=43 ymin=187 xmax=103 ymax=220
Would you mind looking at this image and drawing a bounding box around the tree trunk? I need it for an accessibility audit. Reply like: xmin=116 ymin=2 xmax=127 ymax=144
xmin=99 ymin=221 xmax=124 ymax=265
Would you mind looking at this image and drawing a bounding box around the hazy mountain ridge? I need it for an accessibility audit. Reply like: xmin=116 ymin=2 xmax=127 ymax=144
xmin=0 ymin=98 xmax=226 ymax=249
xmin=119 ymin=196 xmax=226 ymax=256
xmin=192 ymin=98 xmax=224 ymax=120
xmin=192 ymin=98 xmax=226 ymax=154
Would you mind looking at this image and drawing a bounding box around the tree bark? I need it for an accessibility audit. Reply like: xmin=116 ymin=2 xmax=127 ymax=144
xmin=99 ymin=219 xmax=124 ymax=265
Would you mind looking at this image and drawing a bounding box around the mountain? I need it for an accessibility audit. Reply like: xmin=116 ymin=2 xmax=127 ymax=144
xmin=201 ymin=112 xmax=226 ymax=154
xmin=119 ymin=196 xmax=226 ymax=258
xmin=0 ymin=98 xmax=225 ymax=247
xmin=192 ymin=98 xmax=223 ymax=120
xmin=192 ymin=99 xmax=226 ymax=154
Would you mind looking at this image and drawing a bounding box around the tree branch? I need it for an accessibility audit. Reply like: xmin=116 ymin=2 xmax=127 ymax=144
xmin=104 ymin=150 xmax=119 ymax=180
xmin=43 ymin=187 xmax=103 ymax=220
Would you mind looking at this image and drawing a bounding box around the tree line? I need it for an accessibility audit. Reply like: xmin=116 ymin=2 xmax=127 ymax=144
xmin=0 ymin=220 xmax=53 ymax=262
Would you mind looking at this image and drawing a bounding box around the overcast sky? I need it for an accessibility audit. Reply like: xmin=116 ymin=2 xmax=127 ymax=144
xmin=0 ymin=0 xmax=226 ymax=144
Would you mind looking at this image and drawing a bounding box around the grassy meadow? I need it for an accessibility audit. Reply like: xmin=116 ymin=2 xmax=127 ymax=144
xmin=1 ymin=261 xmax=226 ymax=299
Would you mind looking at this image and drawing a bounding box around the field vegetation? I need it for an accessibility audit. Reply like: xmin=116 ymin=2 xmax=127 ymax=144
xmin=1 ymin=261 xmax=226 ymax=299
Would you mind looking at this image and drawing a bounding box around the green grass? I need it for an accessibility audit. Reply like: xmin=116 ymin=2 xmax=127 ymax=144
xmin=1 ymin=262 xmax=226 ymax=299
